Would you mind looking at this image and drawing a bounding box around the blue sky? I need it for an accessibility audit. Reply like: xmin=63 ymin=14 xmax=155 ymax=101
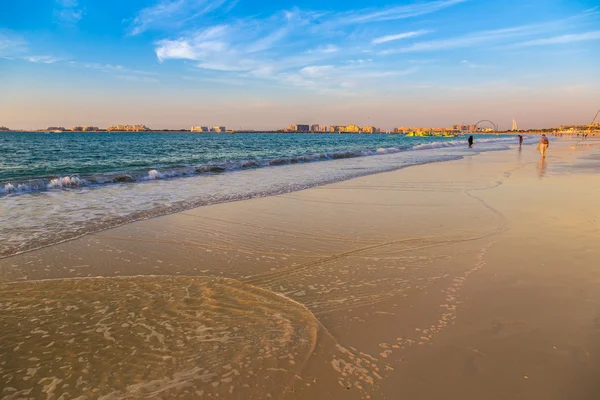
xmin=1 ymin=0 xmax=599 ymax=129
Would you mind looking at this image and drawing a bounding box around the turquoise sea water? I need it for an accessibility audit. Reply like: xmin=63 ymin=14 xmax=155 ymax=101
xmin=0 ymin=132 xmax=518 ymax=257
xmin=1 ymin=132 xmax=501 ymax=187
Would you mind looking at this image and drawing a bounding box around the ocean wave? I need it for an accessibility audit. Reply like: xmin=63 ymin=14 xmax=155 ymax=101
xmin=47 ymin=176 xmax=86 ymax=188
xmin=0 ymin=137 xmax=516 ymax=197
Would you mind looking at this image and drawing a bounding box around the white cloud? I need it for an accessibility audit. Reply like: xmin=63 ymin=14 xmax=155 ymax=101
xmin=156 ymin=38 xmax=229 ymax=62
xmin=300 ymin=65 xmax=336 ymax=77
xmin=459 ymin=59 xmax=494 ymax=68
xmin=26 ymin=56 xmax=62 ymax=64
xmin=145 ymin=2 xmax=470 ymax=92
xmin=514 ymin=30 xmax=600 ymax=47
xmin=150 ymin=5 xmax=429 ymax=93
xmin=116 ymin=75 xmax=160 ymax=83
xmin=128 ymin=0 xmax=230 ymax=36
xmin=381 ymin=23 xmax=556 ymax=54
xmin=372 ymin=30 xmax=431 ymax=44
xmin=246 ymin=26 xmax=290 ymax=53
xmin=0 ymin=31 xmax=27 ymax=56
xmin=318 ymin=44 xmax=340 ymax=53
xmin=153 ymin=10 xmax=320 ymax=73
xmin=334 ymin=0 xmax=467 ymax=24
xmin=143 ymin=0 xmax=467 ymax=84
xmin=0 ymin=31 xmax=65 ymax=64
xmin=278 ymin=64 xmax=419 ymax=93
xmin=71 ymin=62 xmax=158 ymax=78
xmin=305 ymin=44 xmax=340 ymax=54
xmin=54 ymin=0 xmax=83 ymax=25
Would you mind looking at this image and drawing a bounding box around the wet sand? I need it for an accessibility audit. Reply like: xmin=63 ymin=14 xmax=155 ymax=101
xmin=2 ymin=139 xmax=600 ymax=399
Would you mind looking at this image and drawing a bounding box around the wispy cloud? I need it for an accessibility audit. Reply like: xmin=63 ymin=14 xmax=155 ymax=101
xmin=513 ymin=30 xmax=600 ymax=47
xmin=54 ymin=0 xmax=83 ymax=25
xmin=0 ymin=31 xmax=27 ymax=57
xmin=460 ymin=59 xmax=494 ymax=68
xmin=69 ymin=61 xmax=158 ymax=78
xmin=305 ymin=44 xmax=340 ymax=54
xmin=381 ymin=23 xmax=558 ymax=54
xmin=154 ymin=9 xmax=319 ymax=71
xmin=317 ymin=44 xmax=340 ymax=53
xmin=334 ymin=0 xmax=467 ymax=24
xmin=116 ymin=75 xmax=160 ymax=83
xmin=246 ymin=26 xmax=290 ymax=53
xmin=128 ymin=0 xmax=231 ymax=36
xmin=26 ymin=55 xmax=62 ymax=64
xmin=372 ymin=30 xmax=431 ymax=44
xmin=151 ymin=4 xmax=431 ymax=93
xmin=277 ymin=64 xmax=419 ymax=93
xmin=0 ymin=31 xmax=66 ymax=65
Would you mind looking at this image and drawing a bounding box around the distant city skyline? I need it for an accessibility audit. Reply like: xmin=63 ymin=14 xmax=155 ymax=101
xmin=1 ymin=0 xmax=599 ymax=130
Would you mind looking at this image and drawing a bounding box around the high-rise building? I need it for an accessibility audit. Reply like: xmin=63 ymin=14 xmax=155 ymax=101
xmin=286 ymin=124 xmax=309 ymax=132
xmin=288 ymin=124 xmax=309 ymax=132
xmin=511 ymin=118 xmax=518 ymax=131
xmin=361 ymin=126 xmax=380 ymax=134
xmin=310 ymin=124 xmax=320 ymax=132
xmin=344 ymin=124 xmax=360 ymax=133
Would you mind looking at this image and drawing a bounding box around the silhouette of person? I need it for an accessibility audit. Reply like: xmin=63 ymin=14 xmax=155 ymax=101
xmin=518 ymin=135 xmax=523 ymax=147
xmin=468 ymin=135 xmax=474 ymax=148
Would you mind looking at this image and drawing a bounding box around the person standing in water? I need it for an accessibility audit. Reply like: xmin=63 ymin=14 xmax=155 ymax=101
xmin=518 ymin=135 xmax=523 ymax=147
xmin=468 ymin=135 xmax=474 ymax=148
xmin=538 ymin=134 xmax=549 ymax=158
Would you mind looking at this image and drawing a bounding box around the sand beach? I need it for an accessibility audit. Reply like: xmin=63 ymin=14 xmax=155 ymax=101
xmin=2 ymin=139 xmax=600 ymax=399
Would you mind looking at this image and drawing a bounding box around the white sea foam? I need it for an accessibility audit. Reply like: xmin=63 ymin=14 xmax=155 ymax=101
xmin=47 ymin=176 xmax=85 ymax=188
xmin=147 ymin=170 xmax=163 ymax=180
xmin=3 ymin=183 xmax=16 ymax=193
xmin=1 ymin=182 xmax=35 ymax=194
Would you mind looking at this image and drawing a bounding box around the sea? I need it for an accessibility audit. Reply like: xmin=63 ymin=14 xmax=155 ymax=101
xmin=0 ymin=132 xmax=520 ymax=258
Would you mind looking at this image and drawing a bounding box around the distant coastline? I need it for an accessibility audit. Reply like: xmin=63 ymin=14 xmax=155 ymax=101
xmin=1 ymin=127 xmax=597 ymax=135
xmin=0 ymin=130 xmax=576 ymax=135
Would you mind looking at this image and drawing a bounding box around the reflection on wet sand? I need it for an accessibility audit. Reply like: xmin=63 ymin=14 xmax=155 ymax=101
xmin=537 ymin=158 xmax=547 ymax=179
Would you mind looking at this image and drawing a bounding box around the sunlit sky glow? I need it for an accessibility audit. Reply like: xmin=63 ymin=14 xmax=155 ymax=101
xmin=1 ymin=0 xmax=599 ymax=130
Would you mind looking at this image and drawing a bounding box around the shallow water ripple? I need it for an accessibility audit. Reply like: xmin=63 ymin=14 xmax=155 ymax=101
xmin=0 ymin=276 xmax=318 ymax=399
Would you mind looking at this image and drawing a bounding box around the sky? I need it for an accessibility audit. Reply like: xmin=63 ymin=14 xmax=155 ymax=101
xmin=1 ymin=0 xmax=599 ymax=130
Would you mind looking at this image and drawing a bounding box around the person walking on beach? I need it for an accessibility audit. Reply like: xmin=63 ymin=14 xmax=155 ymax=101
xmin=468 ymin=135 xmax=474 ymax=148
xmin=518 ymin=135 xmax=523 ymax=147
xmin=537 ymin=134 xmax=549 ymax=158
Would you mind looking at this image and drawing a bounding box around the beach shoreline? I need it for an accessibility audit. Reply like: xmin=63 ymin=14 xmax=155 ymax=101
xmin=0 ymin=134 xmax=519 ymax=259
xmin=2 ymin=139 xmax=600 ymax=399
